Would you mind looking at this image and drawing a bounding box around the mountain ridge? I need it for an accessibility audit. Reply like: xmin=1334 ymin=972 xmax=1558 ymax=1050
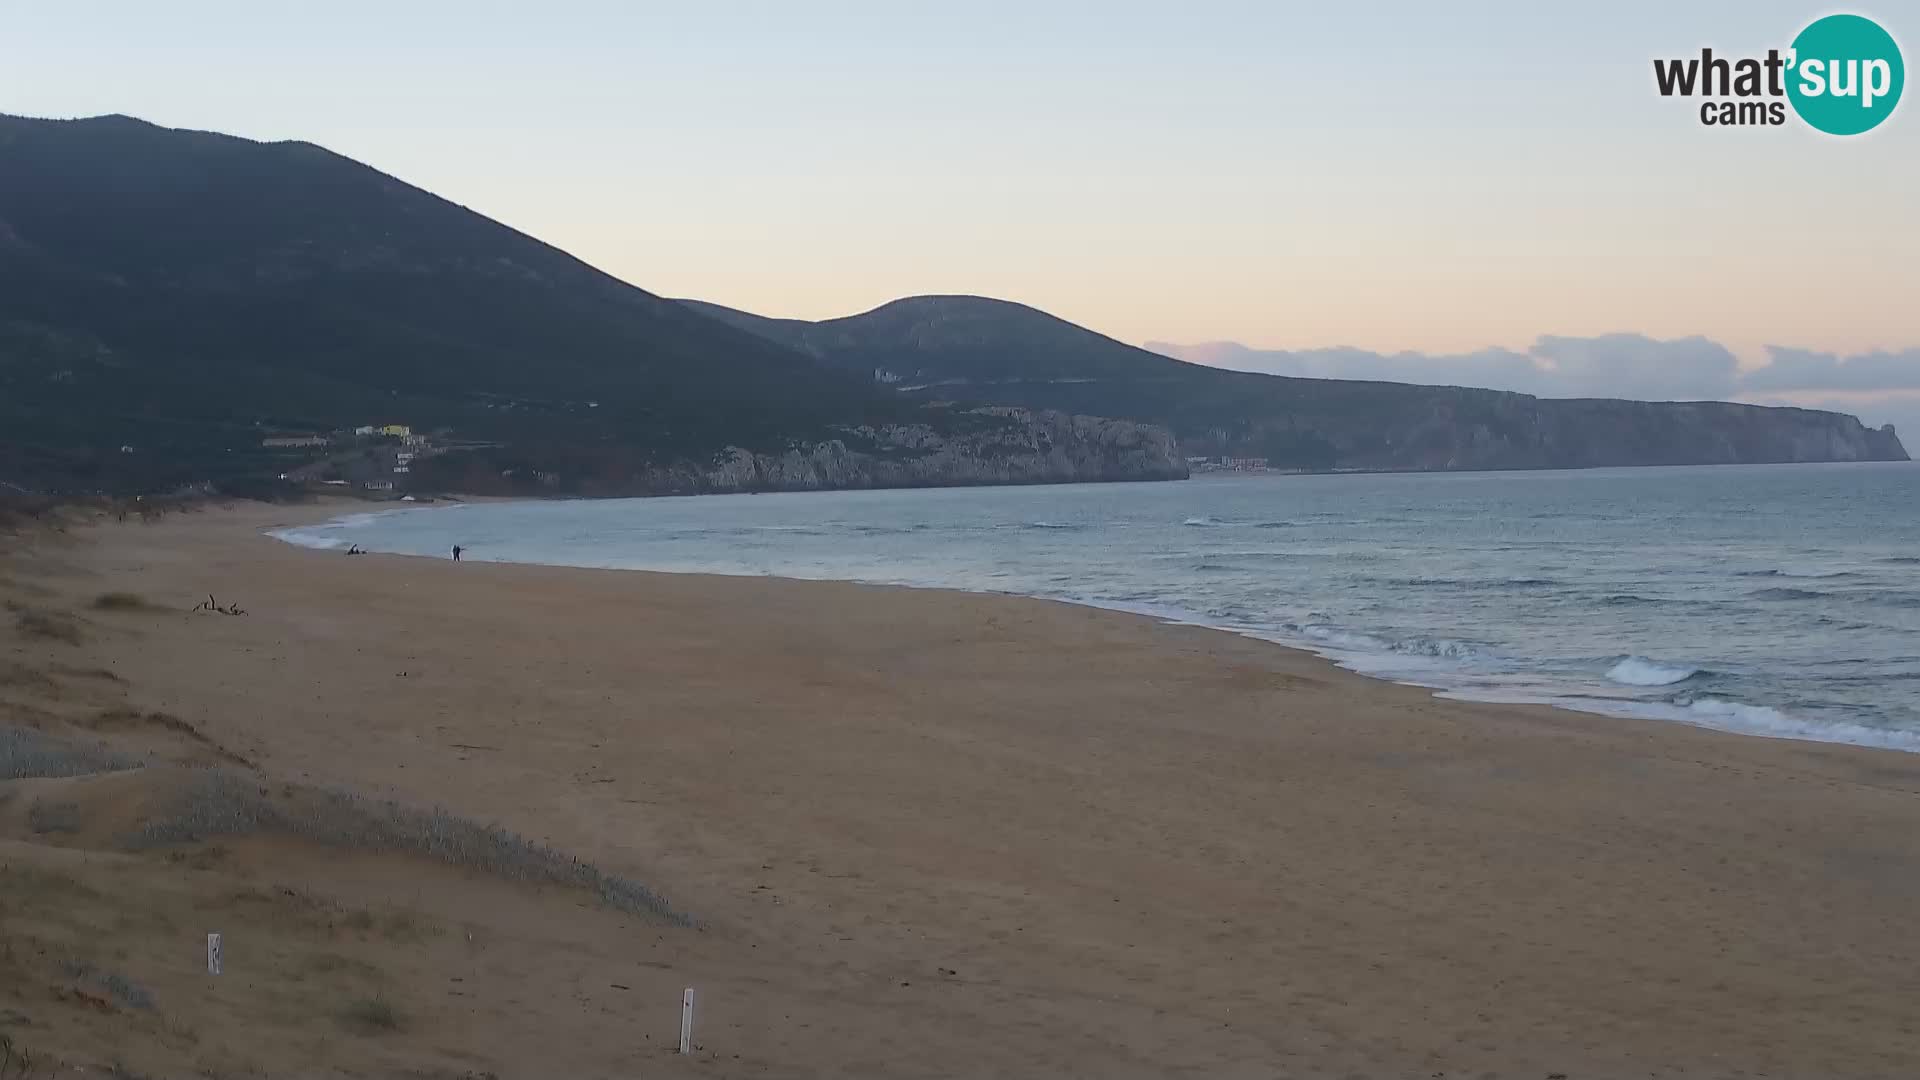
xmin=679 ymin=295 xmax=1909 ymax=471
xmin=1 ymin=112 xmax=1902 ymax=496
xmin=0 ymin=113 xmax=1186 ymax=494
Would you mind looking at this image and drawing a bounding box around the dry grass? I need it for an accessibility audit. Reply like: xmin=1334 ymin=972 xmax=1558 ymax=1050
xmin=0 ymin=859 xmax=105 ymax=904
xmin=2 ymin=713 xmax=677 ymax=922
xmin=46 ymin=663 xmax=123 ymax=683
xmin=61 ymin=960 xmax=156 ymax=1012
xmin=91 ymin=592 xmax=164 ymax=614
xmin=0 ymin=495 xmax=65 ymax=534
xmin=77 ymin=709 xmax=251 ymax=767
xmin=304 ymin=951 xmax=382 ymax=979
xmin=337 ymin=994 xmax=402 ymax=1033
xmin=0 ymin=660 xmax=58 ymax=694
xmin=0 ymin=726 xmax=141 ymax=780
xmin=0 ymin=1030 xmax=44 ymax=1079
xmin=11 ymin=607 xmax=83 ymax=645
xmin=28 ymin=799 xmax=83 ymax=835
xmin=0 ymin=573 xmax=54 ymax=599
xmin=92 ymin=708 xmax=201 ymax=735
xmin=337 ymin=906 xmax=435 ymax=942
xmin=126 ymin=769 xmax=683 ymax=921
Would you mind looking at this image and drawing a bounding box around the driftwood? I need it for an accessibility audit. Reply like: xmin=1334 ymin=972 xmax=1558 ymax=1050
xmin=191 ymin=594 xmax=247 ymax=616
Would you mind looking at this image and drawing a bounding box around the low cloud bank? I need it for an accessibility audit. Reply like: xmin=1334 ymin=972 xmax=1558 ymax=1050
xmin=1149 ymin=335 xmax=1919 ymax=433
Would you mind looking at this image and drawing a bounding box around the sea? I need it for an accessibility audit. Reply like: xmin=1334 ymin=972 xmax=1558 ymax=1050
xmin=271 ymin=462 xmax=1920 ymax=752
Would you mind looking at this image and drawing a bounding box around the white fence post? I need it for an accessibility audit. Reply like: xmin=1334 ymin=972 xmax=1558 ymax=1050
xmin=679 ymin=987 xmax=696 ymax=1054
xmin=206 ymin=933 xmax=223 ymax=975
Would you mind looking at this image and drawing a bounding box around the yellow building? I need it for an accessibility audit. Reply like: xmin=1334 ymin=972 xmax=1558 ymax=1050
xmin=379 ymin=424 xmax=412 ymax=438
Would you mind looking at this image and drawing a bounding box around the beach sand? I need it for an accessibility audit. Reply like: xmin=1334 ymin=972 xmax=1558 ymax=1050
xmin=4 ymin=500 xmax=1920 ymax=1077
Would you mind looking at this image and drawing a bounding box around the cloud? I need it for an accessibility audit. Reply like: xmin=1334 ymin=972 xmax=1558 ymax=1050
xmin=1155 ymin=341 xmax=1547 ymax=392
xmin=1532 ymin=334 xmax=1740 ymax=400
xmin=1150 ymin=336 xmax=1920 ymax=415
xmin=1149 ymin=334 xmax=1742 ymax=401
xmin=1740 ymin=347 xmax=1920 ymax=393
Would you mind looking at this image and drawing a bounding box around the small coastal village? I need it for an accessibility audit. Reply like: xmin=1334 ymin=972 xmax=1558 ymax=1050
xmin=267 ymin=422 xmax=432 ymax=493
xmin=1185 ymin=454 xmax=1273 ymax=473
xmin=258 ymin=423 xmax=510 ymax=497
xmin=247 ymin=422 xmax=427 ymax=497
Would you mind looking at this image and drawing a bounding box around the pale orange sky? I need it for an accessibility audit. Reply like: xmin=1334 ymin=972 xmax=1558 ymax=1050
xmin=4 ymin=1 xmax=1915 ymax=371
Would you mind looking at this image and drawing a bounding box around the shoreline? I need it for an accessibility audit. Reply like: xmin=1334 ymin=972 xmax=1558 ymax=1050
xmin=269 ymin=495 xmax=1920 ymax=757
xmin=10 ymin=501 xmax=1920 ymax=1075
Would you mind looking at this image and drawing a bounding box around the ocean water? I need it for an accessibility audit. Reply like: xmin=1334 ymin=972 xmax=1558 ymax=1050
xmin=272 ymin=463 xmax=1920 ymax=751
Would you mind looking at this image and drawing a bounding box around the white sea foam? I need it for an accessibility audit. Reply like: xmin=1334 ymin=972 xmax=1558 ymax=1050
xmin=1668 ymin=698 xmax=1920 ymax=752
xmin=1395 ymin=637 xmax=1482 ymax=659
xmin=268 ymin=527 xmax=345 ymax=550
xmin=324 ymin=511 xmax=386 ymax=530
xmin=1606 ymin=656 xmax=1701 ymax=687
xmin=1290 ymin=622 xmax=1482 ymax=664
xmin=1422 ymin=688 xmax=1920 ymax=753
xmin=266 ymin=511 xmax=398 ymax=550
xmin=1294 ymin=624 xmax=1390 ymax=652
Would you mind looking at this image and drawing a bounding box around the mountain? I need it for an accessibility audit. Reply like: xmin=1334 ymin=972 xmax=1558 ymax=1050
xmin=681 ymin=296 xmax=1910 ymax=471
xmin=3 ymin=113 xmax=1898 ymax=496
xmin=677 ymin=295 xmax=1192 ymax=386
xmin=0 ymin=115 xmax=1184 ymax=495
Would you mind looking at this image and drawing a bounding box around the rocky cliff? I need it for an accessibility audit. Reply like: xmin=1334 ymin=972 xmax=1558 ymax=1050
xmin=1528 ymin=400 xmax=1903 ymax=469
xmin=1208 ymin=394 xmax=1909 ymax=472
xmin=623 ymin=408 xmax=1188 ymax=494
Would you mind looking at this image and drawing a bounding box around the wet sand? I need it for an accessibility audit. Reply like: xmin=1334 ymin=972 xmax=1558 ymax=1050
xmin=5 ymin=500 xmax=1920 ymax=1077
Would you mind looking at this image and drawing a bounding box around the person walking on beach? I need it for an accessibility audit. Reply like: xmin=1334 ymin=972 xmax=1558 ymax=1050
xmin=451 ymin=544 xmax=463 ymax=562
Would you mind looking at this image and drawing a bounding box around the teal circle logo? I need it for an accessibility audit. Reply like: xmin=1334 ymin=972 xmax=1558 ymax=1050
xmin=1787 ymin=14 xmax=1904 ymax=135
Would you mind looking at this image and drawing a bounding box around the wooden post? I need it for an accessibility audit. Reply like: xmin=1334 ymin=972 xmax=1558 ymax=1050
xmin=206 ymin=933 xmax=223 ymax=975
xmin=679 ymin=987 xmax=696 ymax=1054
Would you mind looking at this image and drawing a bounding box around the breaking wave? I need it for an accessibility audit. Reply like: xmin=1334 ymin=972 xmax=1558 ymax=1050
xmin=1666 ymin=698 xmax=1920 ymax=752
xmin=1606 ymin=656 xmax=1703 ymax=687
xmin=267 ymin=512 xmax=390 ymax=550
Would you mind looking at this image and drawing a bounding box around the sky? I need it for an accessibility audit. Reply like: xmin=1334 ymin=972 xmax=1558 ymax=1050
xmin=3 ymin=1 xmax=1918 ymax=431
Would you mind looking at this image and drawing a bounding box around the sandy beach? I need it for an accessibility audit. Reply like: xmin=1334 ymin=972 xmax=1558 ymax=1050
xmin=5 ymin=500 xmax=1920 ymax=1078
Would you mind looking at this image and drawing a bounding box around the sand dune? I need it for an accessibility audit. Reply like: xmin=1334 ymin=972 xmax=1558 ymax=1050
xmin=4 ymin=500 xmax=1920 ymax=1077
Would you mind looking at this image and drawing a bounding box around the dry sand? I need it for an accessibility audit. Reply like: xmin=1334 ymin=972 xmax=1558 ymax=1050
xmin=4 ymin=500 xmax=1920 ymax=1078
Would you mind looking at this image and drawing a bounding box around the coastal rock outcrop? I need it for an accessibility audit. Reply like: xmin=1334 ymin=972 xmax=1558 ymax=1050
xmin=633 ymin=408 xmax=1187 ymax=494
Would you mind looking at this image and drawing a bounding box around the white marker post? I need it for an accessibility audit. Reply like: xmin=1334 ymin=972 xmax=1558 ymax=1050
xmin=206 ymin=933 xmax=223 ymax=975
xmin=679 ymin=987 xmax=696 ymax=1054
